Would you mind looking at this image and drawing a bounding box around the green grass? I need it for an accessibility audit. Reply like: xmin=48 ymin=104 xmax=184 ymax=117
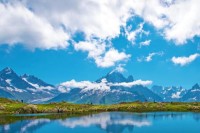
xmin=1 ymin=98 xmax=200 ymax=125
xmin=1 ymin=98 xmax=200 ymax=115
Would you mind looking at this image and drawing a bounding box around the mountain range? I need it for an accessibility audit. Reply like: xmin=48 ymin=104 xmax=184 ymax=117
xmin=151 ymin=85 xmax=187 ymax=102
xmin=0 ymin=67 xmax=58 ymax=103
xmin=0 ymin=67 xmax=199 ymax=104
xmin=49 ymin=71 xmax=162 ymax=104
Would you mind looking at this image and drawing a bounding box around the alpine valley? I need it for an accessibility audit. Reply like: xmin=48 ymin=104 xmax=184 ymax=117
xmin=0 ymin=67 xmax=199 ymax=104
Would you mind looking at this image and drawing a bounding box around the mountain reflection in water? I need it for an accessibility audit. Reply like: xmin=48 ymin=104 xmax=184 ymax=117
xmin=1 ymin=112 xmax=200 ymax=133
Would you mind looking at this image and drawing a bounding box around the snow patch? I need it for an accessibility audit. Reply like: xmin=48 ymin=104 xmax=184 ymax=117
xmin=14 ymin=88 xmax=24 ymax=93
xmin=171 ymin=92 xmax=181 ymax=99
xmin=23 ymin=78 xmax=54 ymax=92
xmin=29 ymin=97 xmax=53 ymax=103
xmin=5 ymin=79 xmax=12 ymax=85
xmin=6 ymin=87 xmax=14 ymax=92
xmin=191 ymin=89 xmax=200 ymax=92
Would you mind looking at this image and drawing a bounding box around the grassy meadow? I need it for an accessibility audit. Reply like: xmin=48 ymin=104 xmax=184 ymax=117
xmin=1 ymin=98 xmax=200 ymax=114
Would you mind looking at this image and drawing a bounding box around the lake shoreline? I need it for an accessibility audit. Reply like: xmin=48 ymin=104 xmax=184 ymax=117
xmin=1 ymin=98 xmax=200 ymax=115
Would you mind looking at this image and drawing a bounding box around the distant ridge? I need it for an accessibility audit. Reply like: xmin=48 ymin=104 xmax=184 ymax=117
xmin=49 ymin=71 xmax=162 ymax=104
xmin=0 ymin=67 xmax=200 ymax=103
xmin=0 ymin=67 xmax=58 ymax=103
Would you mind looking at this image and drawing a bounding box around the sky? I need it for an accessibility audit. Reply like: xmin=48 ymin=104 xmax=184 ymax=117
xmin=0 ymin=0 xmax=199 ymax=89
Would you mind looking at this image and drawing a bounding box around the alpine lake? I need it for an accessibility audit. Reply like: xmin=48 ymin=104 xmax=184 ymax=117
xmin=0 ymin=112 xmax=200 ymax=133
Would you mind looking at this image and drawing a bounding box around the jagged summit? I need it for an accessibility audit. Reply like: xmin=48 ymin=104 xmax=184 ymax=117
xmin=127 ymin=75 xmax=134 ymax=82
xmin=2 ymin=67 xmax=12 ymax=71
xmin=0 ymin=67 xmax=16 ymax=76
xmin=182 ymin=83 xmax=200 ymax=102
xmin=97 ymin=71 xmax=134 ymax=83
xmin=192 ymin=83 xmax=200 ymax=89
xmin=0 ymin=67 xmax=25 ymax=88
xmin=21 ymin=74 xmax=54 ymax=87
xmin=1 ymin=67 xmax=200 ymax=103
xmin=151 ymin=85 xmax=187 ymax=102
xmin=21 ymin=73 xmax=29 ymax=77
xmin=105 ymin=71 xmax=127 ymax=83
xmin=0 ymin=67 xmax=56 ymax=102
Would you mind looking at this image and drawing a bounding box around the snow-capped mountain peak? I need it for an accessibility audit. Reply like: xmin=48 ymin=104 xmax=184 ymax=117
xmin=0 ymin=67 xmax=57 ymax=103
xmin=192 ymin=83 xmax=200 ymax=90
xmin=50 ymin=72 xmax=161 ymax=104
xmin=1 ymin=67 xmax=200 ymax=104
xmin=21 ymin=74 xmax=54 ymax=88
xmin=151 ymin=85 xmax=187 ymax=102
xmin=0 ymin=67 xmax=18 ymax=79
xmin=1 ymin=67 xmax=13 ymax=74
xmin=97 ymin=71 xmax=134 ymax=83
xmin=127 ymin=75 xmax=134 ymax=82
xmin=182 ymin=83 xmax=200 ymax=102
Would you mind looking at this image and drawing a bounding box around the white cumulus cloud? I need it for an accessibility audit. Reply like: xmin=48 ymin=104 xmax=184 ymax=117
xmin=1 ymin=0 xmax=200 ymax=68
xmin=22 ymin=0 xmax=134 ymax=40
xmin=137 ymin=51 xmax=164 ymax=62
xmin=108 ymin=80 xmax=152 ymax=87
xmin=125 ymin=22 xmax=149 ymax=45
xmin=74 ymin=40 xmax=130 ymax=68
xmin=58 ymin=78 xmax=152 ymax=93
xmin=0 ymin=2 xmax=69 ymax=50
xmin=1 ymin=0 xmax=200 ymax=48
xmin=171 ymin=53 xmax=200 ymax=66
xmin=111 ymin=64 xmax=126 ymax=73
xmin=130 ymin=0 xmax=200 ymax=45
xmin=95 ymin=48 xmax=131 ymax=68
xmin=140 ymin=40 xmax=151 ymax=47
xmin=59 ymin=79 xmax=110 ymax=92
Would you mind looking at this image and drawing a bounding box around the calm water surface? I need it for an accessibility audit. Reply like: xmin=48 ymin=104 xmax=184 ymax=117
xmin=0 ymin=112 xmax=200 ymax=133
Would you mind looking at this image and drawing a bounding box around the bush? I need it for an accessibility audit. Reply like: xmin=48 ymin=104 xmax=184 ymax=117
xmin=18 ymin=104 xmax=38 ymax=113
xmin=0 ymin=105 xmax=5 ymax=110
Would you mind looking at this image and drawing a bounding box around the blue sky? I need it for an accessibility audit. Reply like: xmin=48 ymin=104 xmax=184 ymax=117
xmin=0 ymin=0 xmax=200 ymax=89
